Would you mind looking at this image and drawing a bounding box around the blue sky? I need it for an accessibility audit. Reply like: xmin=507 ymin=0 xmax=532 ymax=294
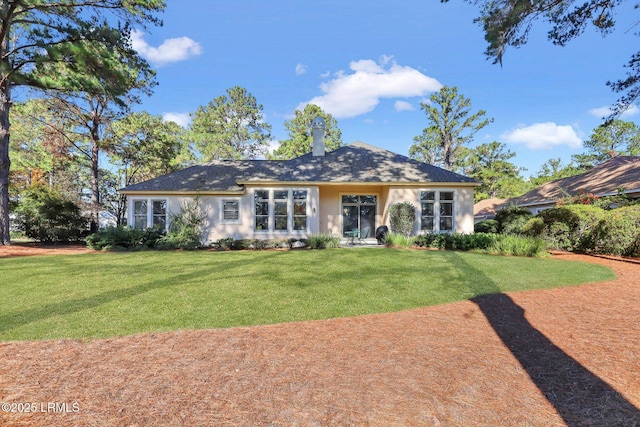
xmin=130 ymin=0 xmax=639 ymax=178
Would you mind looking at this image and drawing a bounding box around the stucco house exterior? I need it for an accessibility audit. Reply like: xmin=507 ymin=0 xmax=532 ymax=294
xmin=119 ymin=137 xmax=479 ymax=244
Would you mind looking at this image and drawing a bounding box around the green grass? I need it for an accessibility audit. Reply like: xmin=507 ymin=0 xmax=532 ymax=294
xmin=0 ymin=249 xmax=614 ymax=341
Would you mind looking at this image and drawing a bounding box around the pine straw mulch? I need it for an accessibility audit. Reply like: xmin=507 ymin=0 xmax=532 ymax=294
xmin=0 ymin=248 xmax=639 ymax=426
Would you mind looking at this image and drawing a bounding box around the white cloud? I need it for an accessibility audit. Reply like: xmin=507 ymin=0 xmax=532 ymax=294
xmin=298 ymin=57 xmax=441 ymax=119
xmin=501 ymin=122 xmax=582 ymax=150
xmin=394 ymin=100 xmax=414 ymax=112
xmin=295 ymin=63 xmax=307 ymax=76
xmin=131 ymin=30 xmax=202 ymax=66
xmin=162 ymin=112 xmax=191 ymax=128
xmin=589 ymin=104 xmax=639 ymax=119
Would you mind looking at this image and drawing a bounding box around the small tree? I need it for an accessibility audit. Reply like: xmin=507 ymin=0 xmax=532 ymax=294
xmin=389 ymin=202 xmax=416 ymax=237
xmin=15 ymin=186 xmax=89 ymax=243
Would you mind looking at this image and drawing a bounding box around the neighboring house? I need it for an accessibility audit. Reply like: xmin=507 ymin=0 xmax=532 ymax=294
xmin=473 ymin=198 xmax=507 ymax=223
xmin=511 ymin=156 xmax=640 ymax=214
xmin=119 ymin=130 xmax=479 ymax=244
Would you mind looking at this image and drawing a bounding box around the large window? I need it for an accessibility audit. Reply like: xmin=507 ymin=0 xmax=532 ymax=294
xmin=420 ymin=191 xmax=454 ymax=232
xmin=255 ymin=189 xmax=308 ymax=232
xmin=132 ymin=199 xmax=167 ymax=230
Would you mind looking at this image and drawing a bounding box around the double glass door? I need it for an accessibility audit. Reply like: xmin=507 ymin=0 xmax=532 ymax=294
xmin=342 ymin=195 xmax=376 ymax=238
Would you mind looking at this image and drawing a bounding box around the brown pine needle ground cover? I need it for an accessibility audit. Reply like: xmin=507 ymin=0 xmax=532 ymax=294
xmin=0 ymin=247 xmax=639 ymax=426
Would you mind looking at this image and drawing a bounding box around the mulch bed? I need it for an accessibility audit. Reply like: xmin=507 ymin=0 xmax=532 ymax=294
xmin=0 ymin=247 xmax=639 ymax=426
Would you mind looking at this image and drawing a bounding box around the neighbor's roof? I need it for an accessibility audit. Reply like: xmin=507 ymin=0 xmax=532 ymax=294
xmin=120 ymin=142 xmax=478 ymax=194
xmin=513 ymin=156 xmax=640 ymax=207
xmin=473 ymin=198 xmax=507 ymax=217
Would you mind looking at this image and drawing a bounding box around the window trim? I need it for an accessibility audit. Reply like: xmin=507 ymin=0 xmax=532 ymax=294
xmin=419 ymin=189 xmax=456 ymax=233
xmin=220 ymin=198 xmax=242 ymax=224
xmin=253 ymin=188 xmax=309 ymax=233
xmin=130 ymin=197 xmax=168 ymax=231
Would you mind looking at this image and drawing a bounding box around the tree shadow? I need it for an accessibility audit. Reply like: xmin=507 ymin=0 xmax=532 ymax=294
xmin=0 ymin=251 xmax=282 ymax=334
xmin=446 ymin=252 xmax=640 ymax=426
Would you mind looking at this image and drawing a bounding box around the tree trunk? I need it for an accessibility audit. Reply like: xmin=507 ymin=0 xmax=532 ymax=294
xmin=90 ymin=123 xmax=100 ymax=233
xmin=0 ymin=81 xmax=11 ymax=245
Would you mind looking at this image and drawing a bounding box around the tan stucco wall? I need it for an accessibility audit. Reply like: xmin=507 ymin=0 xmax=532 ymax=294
xmin=383 ymin=186 xmax=475 ymax=234
xmin=318 ymin=185 xmax=385 ymax=235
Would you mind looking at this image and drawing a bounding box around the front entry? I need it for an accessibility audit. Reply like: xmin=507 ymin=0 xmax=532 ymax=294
xmin=342 ymin=195 xmax=376 ymax=239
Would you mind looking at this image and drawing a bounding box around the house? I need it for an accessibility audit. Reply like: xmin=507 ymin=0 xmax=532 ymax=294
xmin=510 ymin=156 xmax=640 ymax=214
xmin=473 ymin=197 xmax=507 ymax=223
xmin=119 ymin=125 xmax=479 ymax=244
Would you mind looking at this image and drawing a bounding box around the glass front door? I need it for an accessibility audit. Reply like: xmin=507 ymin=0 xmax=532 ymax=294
xmin=342 ymin=195 xmax=376 ymax=238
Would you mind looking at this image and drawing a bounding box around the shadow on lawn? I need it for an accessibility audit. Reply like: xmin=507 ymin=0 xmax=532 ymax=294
xmin=447 ymin=252 xmax=640 ymax=426
xmin=0 ymin=251 xmax=281 ymax=336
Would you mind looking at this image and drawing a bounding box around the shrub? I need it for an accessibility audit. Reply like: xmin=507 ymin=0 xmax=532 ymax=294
xmin=15 ymin=186 xmax=89 ymax=243
xmin=414 ymin=232 xmax=547 ymax=257
xmin=494 ymin=205 xmax=532 ymax=234
xmin=86 ymin=226 xmax=164 ymax=250
xmin=487 ymin=234 xmax=548 ymax=258
xmin=155 ymin=199 xmax=206 ymax=250
xmin=524 ymin=205 xmax=606 ymax=252
xmin=474 ymin=219 xmax=499 ymax=234
xmin=384 ymin=233 xmax=415 ymax=248
xmin=589 ymin=205 xmax=640 ymax=257
xmin=308 ymin=233 xmax=340 ymax=249
xmin=389 ymin=202 xmax=416 ymax=236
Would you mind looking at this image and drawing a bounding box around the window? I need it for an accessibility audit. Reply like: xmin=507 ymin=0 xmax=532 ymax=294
xmin=420 ymin=192 xmax=435 ymax=231
xmin=293 ymin=191 xmax=307 ymax=231
xmin=255 ymin=191 xmax=269 ymax=230
xmin=221 ymin=199 xmax=240 ymax=223
xmin=132 ymin=199 xmax=167 ymax=230
xmin=254 ymin=189 xmax=308 ymax=232
xmin=152 ymin=200 xmax=167 ymax=230
xmin=420 ymin=191 xmax=455 ymax=233
xmin=439 ymin=192 xmax=454 ymax=231
xmin=134 ymin=200 xmax=148 ymax=229
xmin=274 ymin=190 xmax=288 ymax=231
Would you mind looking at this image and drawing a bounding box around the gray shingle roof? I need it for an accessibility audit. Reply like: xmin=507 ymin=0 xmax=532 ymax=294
xmin=120 ymin=141 xmax=477 ymax=193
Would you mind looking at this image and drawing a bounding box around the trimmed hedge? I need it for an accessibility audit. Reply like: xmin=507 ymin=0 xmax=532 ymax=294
xmin=414 ymin=232 xmax=548 ymax=257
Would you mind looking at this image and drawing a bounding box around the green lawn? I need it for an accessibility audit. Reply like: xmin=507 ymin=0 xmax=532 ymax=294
xmin=0 ymin=249 xmax=614 ymax=341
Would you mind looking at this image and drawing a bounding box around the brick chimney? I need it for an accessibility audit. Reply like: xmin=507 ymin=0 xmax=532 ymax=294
xmin=312 ymin=117 xmax=325 ymax=156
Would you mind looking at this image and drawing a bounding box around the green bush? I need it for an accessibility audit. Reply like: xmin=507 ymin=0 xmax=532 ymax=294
xmin=589 ymin=205 xmax=640 ymax=257
xmin=524 ymin=205 xmax=606 ymax=252
xmin=86 ymin=226 xmax=165 ymax=250
xmin=487 ymin=234 xmax=548 ymax=258
xmin=308 ymin=233 xmax=340 ymax=249
xmin=384 ymin=233 xmax=415 ymax=248
xmin=494 ymin=205 xmax=532 ymax=234
xmin=156 ymin=199 xmax=205 ymax=250
xmin=15 ymin=186 xmax=89 ymax=243
xmin=389 ymin=202 xmax=416 ymax=236
xmin=414 ymin=232 xmax=547 ymax=257
xmin=474 ymin=219 xmax=499 ymax=234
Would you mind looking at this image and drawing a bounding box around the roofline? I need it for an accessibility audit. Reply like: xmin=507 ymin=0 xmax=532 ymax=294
xmin=237 ymin=180 xmax=481 ymax=187
xmin=118 ymin=190 xmax=246 ymax=196
xmin=516 ymin=187 xmax=640 ymax=207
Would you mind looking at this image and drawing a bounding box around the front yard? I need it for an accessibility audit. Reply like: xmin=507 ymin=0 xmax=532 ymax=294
xmin=0 ymin=248 xmax=613 ymax=341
